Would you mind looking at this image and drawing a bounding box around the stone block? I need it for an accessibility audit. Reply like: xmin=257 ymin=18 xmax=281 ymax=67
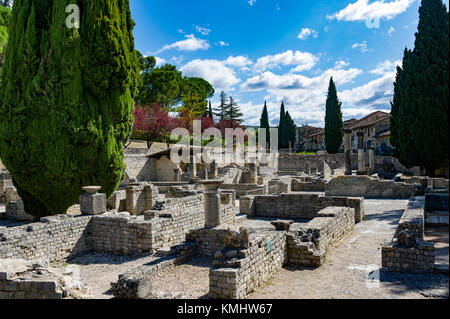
xmin=80 ymin=193 xmax=106 ymax=215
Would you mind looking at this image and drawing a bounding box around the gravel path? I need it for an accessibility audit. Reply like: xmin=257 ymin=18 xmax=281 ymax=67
xmin=249 ymin=199 xmax=449 ymax=299
xmin=65 ymin=253 xmax=160 ymax=299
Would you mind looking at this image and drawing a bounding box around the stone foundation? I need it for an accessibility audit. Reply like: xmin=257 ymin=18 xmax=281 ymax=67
xmin=325 ymin=175 xmax=423 ymax=199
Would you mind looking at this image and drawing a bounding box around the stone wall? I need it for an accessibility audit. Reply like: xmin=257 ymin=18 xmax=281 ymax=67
xmin=325 ymin=176 xmax=423 ymax=199
xmin=381 ymin=241 xmax=435 ymax=273
xmin=209 ymin=231 xmax=287 ymax=299
xmin=0 ymin=215 xmax=92 ymax=262
xmin=126 ymin=183 xmax=158 ymax=215
xmin=220 ymin=184 xmax=266 ymax=198
xmin=5 ymin=200 xmax=34 ymax=221
xmin=291 ymin=179 xmax=326 ymax=192
xmin=124 ymin=152 xmax=151 ymax=182
xmin=381 ymin=195 xmax=435 ymax=273
xmin=0 ymin=277 xmax=63 ymax=299
xmin=248 ymin=193 xmax=364 ymax=223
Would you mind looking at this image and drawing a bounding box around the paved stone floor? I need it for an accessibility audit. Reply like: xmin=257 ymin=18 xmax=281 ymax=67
xmin=249 ymin=199 xmax=449 ymax=299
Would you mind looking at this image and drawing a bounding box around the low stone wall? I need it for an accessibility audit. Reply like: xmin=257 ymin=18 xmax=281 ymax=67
xmin=0 ymin=277 xmax=63 ymax=299
xmin=0 ymin=215 xmax=93 ymax=262
xmin=381 ymin=241 xmax=435 ymax=273
xmin=398 ymin=196 xmax=425 ymax=240
xmin=5 ymin=200 xmax=34 ymax=221
xmin=220 ymin=184 xmax=266 ymax=198
xmin=248 ymin=193 xmax=364 ymax=223
xmin=126 ymin=183 xmax=157 ymax=215
xmin=291 ymin=179 xmax=326 ymax=192
xmin=107 ymin=189 xmax=127 ymax=211
xmin=381 ymin=195 xmax=435 ymax=273
xmin=325 ymin=176 xmax=423 ymax=199
xmin=209 ymin=231 xmax=287 ymax=299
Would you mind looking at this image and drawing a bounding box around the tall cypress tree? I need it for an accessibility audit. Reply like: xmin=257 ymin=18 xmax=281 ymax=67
xmin=208 ymin=100 xmax=213 ymax=118
xmin=0 ymin=1 xmax=140 ymax=218
xmin=259 ymin=101 xmax=270 ymax=148
xmin=391 ymin=0 xmax=449 ymax=175
xmin=278 ymin=101 xmax=289 ymax=149
xmin=285 ymin=111 xmax=296 ymax=149
xmin=324 ymin=77 xmax=343 ymax=154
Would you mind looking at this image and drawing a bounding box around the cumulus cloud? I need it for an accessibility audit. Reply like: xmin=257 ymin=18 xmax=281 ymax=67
xmin=154 ymin=57 xmax=167 ymax=67
xmin=253 ymin=50 xmax=319 ymax=73
xmin=297 ymin=28 xmax=319 ymax=40
xmin=155 ymin=34 xmax=210 ymax=54
xmin=181 ymin=59 xmax=240 ymax=91
xmin=225 ymin=56 xmax=253 ymax=68
xmin=352 ymin=41 xmax=369 ymax=53
xmin=217 ymin=41 xmax=230 ymax=47
xmin=327 ymin=0 xmax=416 ymax=22
xmin=248 ymin=0 xmax=256 ymax=6
xmin=370 ymin=59 xmax=402 ymax=75
xmin=335 ymin=60 xmax=350 ymax=69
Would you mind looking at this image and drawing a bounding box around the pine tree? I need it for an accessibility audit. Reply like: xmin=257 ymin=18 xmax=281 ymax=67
xmin=324 ymin=77 xmax=343 ymax=154
xmin=391 ymin=0 xmax=449 ymax=175
xmin=0 ymin=0 xmax=140 ymax=219
xmin=259 ymin=101 xmax=270 ymax=148
xmin=214 ymin=91 xmax=228 ymax=120
xmin=225 ymin=96 xmax=243 ymax=126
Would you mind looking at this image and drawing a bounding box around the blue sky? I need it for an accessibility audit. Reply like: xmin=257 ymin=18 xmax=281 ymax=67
xmin=130 ymin=0 xmax=449 ymax=127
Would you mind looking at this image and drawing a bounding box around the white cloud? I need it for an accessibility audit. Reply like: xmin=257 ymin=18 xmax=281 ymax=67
xmin=297 ymin=28 xmax=319 ymax=40
xmin=195 ymin=25 xmax=211 ymax=36
xmin=327 ymin=0 xmax=416 ymax=22
xmin=249 ymin=0 xmax=256 ymax=6
xmin=217 ymin=41 xmax=230 ymax=47
xmin=154 ymin=57 xmax=167 ymax=67
xmin=253 ymin=50 xmax=319 ymax=73
xmin=388 ymin=26 xmax=395 ymax=35
xmin=370 ymin=59 xmax=402 ymax=75
xmin=155 ymin=34 xmax=210 ymax=54
xmin=225 ymin=56 xmax=253 ymax=68
xmin=352 ymin=41 xmax=369 ymax=53
xmin=178 ymin=29 xmax=184 ymax=34
xmin=181 ymin=59 xmax=240 ymax=91
xmin=335 ymin=60 xmax=350 ymax=69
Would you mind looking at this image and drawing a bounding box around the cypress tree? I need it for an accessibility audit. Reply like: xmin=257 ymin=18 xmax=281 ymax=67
xmin=324 ymin=77 xmax=343 ymax=154
xmin=391 ymin=0 xmax=449 ymax=175
xmin=259 ymin=101 xmax=270 ymax=148
xmin=278 ymin=101 xmax=289 ymax=149
xmin=0 ymin=1 xmax=140 ymax=219
xmin=208 ymin=100 xmax=213 ymax=118
xmin=285 ymin=111 xmax=296 ymax=149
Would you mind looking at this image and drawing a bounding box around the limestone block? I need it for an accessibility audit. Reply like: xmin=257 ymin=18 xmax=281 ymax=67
xmin=80 ymin=193 xmax=106 ymax=215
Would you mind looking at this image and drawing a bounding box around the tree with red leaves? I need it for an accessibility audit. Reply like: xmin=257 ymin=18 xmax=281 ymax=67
xmin=132 ymin=104 xmax=178 ymax=149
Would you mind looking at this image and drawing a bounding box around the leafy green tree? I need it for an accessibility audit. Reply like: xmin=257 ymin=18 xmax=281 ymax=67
xmin=391 ymin=0 xmax=449 ymax=175
xmin=180 ymin=77 xmax=214 ymax=116
xmin=208 ymin=100 xmax=213 ymax=118
xmin=259 ymin=101 xmax=270 ymax=148
xmin=142 ymin=64 xmax=183 ymax=110
xmin=0 ymin=0 xmax=140 ymax=219
xmin=135 ymin=50 xmax=156 ymax=105
xmin=0 ymin=1 xmax=12 ymax=8
xmin=324 ymin=77 xmax=343 ymax=154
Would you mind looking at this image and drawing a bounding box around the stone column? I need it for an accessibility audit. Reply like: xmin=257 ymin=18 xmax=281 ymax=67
xmin=210 ymin=160 xmax=218 ymax=179
xmin=173 ymin=168 xmax=181 ymax=182
xmin=368 ymin=147 xmax=375 ymax=175
xmin=144 ymin=184 xmax=154 ymax=211
xmin=344 ymin=129 xmax=352 ymax=176
xmin=204 ymin=167 xmax=209 ymax=180
xmin=80 ymin=186 xmax=106 ymax=215
xmin=201 ymin=180 xmax=224 ymax=228
xmin=305 ymin=162 xmax=311 ymax=175
xmin=288 ymin=141 xmax=293 ymax=154
xmin=357 ymin=132 xmax=365 ymax=175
